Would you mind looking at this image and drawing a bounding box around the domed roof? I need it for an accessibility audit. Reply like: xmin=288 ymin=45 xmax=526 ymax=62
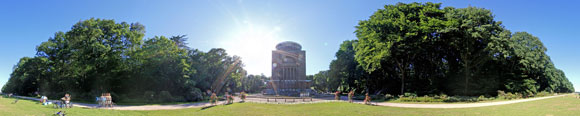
xmin=276 ymin=41 xmax=302 ymax=51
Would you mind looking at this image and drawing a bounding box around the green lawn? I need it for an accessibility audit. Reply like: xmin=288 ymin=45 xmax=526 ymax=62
xmin=1 ymin=95 xmax=579 ymax=116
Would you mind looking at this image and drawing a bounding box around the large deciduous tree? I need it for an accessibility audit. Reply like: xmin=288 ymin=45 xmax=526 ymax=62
xmin=355 ymin=2 xmax=445 ymax=95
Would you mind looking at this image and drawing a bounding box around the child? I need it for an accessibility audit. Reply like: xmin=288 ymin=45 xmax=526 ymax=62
xmin=335 ymin=91 xmax=341 ymax=100
xmin=210 ymin=92 xmax=217 ymax=106
xmin=348 ymin=91 xmax=354 ymax=103
xmin=240 ymin=91 xmax=246 ymax=102
xmin=228 ymin=94 xmax=234 ymax=104
xmin=224 ymin=92 xmax=230 ymax=104
xmin=363 ymin=93 xmax=371 ymax=105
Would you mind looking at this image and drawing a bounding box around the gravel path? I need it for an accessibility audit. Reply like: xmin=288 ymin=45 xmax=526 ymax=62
xmin=11 ymin=94 xmax=568 ymax=110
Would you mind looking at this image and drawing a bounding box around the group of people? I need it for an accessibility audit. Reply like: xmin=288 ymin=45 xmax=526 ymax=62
xmin=35 ymin=94 xmax=70 ymax=107
xmin=97 ymin=93 xmax=113 ymax=108
xmin=208 ymin=90 xmax=247 ymax=106
xmin=334 ymin=90 xmax=373 ymax=105
xmin=40 ymin=95 xmax=49 ymax=105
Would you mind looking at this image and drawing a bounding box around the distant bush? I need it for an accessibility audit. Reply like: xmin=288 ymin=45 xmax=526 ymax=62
xmin=184 ymin=88 xmax=203 ymax=102
xmin=440 ymin=94 xmax=448 ymax=99
xmin=497 ymin=90 xmax=506 ymax=98
xmin=159 ymin=91 xmax=173 ymax=102
xmin=478 ymin=95 xmax=486 ymax=101
xmin=535 ymin=91 xmax=551 ymax=97
xmin=404 ymin=93 xmax=417 ymax=97
xmin=391 ymin=91 xmax=555 ymax=103
xmin=398 ymin=95 xmax=444 ymax=102
xmin=384 ymin=94 xmax=394 ymax=100
xmin=144 ymin=91 xmax=156 ymax=102
xmin=443 ymin=96 xmax=480 ymax=102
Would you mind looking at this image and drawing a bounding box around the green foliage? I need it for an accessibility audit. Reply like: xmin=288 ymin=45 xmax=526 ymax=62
xmin=342 ymin=2 xmax=575 ymax=97
xmin=535 ymin=91 xmax=551 ymax=97
xmin=384 ymin=94 xmax=394 ymax=100
xmin=328 ymin=40 xmax=368 ymax=94
xmin=241 ymin=74 xmax=267 ymax=93
xmin=354 ymin=2 xmax=446 ymax=95
xmin=1 ymin=18 xmax=257 ymax=103
xmin=395 ymin=94 xmax=497 ymax=103
xmin=158 ymin=91 xmax=174 ymax=102
xmin=399 ymin=95 xmax=446 ymax=102
xmin=311 ymin=70 xmax=337 ymax=92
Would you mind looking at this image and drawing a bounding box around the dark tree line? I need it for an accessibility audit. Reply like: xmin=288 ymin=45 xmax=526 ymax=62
xmin=2 ymin=18 xmax=265 ymax=103
xmin=311 ymin=2 xmax=574 ymax=96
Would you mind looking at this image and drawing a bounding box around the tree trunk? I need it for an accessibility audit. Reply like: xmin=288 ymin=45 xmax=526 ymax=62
xmin=401 ymin=73 xmax=405 ymax=95
xmin=464 ymin=62 xmax=469 ymax=95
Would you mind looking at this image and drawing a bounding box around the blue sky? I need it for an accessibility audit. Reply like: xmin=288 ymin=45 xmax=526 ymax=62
xmin=1 ymin=0 xmax=579 ymax=91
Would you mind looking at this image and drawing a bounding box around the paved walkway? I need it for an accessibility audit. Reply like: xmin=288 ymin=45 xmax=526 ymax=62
xmin=11 ymin=94 xmax=568 ymax=110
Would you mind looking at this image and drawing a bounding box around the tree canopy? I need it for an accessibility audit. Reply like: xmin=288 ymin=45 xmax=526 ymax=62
xmin=2 ymin=18 xmax=264 ymax=103
xmin=312 ymin=2 xmax=573 ymax=96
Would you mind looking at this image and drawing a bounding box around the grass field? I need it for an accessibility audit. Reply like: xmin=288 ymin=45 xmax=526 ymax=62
xmin=1 ymin=95 xmax=579 ymax=116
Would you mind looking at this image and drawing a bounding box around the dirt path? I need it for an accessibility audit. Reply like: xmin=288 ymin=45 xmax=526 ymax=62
xmin=12 ymin=94 xmax=568 ymax=110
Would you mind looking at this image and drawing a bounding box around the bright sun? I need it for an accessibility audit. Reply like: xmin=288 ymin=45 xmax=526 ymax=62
xmin=220 ymin=22 xmax=282 ymax=76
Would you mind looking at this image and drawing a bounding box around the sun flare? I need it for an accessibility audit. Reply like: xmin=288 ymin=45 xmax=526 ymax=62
xmin=220 ymin=22 xmax=282 ymax=76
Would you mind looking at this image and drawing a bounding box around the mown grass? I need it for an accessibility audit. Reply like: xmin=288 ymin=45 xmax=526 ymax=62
xmin=1 ymin=95 xmax=579 ymax=116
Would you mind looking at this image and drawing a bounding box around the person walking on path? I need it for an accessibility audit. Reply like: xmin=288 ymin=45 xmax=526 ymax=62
xmin=364 ymin=93 xmax=371 ymax=105
xmin=210 ymin=92 xmax=217 ymax=106
xmin=334 ymin=91 xmax=341 ymax=100
xmin=224 ymin=92 xmax=230 ymax=105
xmin=239 ymin=91 xmax=246 ymax=102
xmin=228 ymin=93 xmax=234 ymax=104
xmin=348 ymin=91 xmax=354 ymax=103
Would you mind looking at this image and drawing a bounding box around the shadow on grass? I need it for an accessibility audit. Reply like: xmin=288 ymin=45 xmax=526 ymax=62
xmin=201 ymin=103 xmax=237 ymax=110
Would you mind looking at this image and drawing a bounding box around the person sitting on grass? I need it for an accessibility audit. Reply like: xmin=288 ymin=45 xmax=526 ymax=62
xmin=335 ymin=91 xmax=341 ymax=100
xmin=41 ymin=96 xmax=48 ymax=105
xmin=348 ymin=90 xmax=354 ymax=103
xmin=363 ymin=93 xmax=371 ymax=105
xmin=61 ymin=93 xmax=71 ymax=108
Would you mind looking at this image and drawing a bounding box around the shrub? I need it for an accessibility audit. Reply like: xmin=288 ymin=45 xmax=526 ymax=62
xmin=173 ymin=96 xmax=186 ymax=102
xmin=478 ymin=95 xmax=486 ymax=101
xmin=443 ymin=96 xmax=491 ymax=102
xmin=144 ymin=91 xmax=156 ymax=102
xmin=497 ymin=90 xmax=506 ymax=96
xmin=398 ymin=95 xmax=444 ymax=102
xmin=404 ymin=93 xmax=417 ymax=97
xmin=184 ymin=88 xmax=203 ymax=102
xmin=503 ymin=92 xmax=523 ymax=99
xmin=525 ymin=91 xmax=534 ymax=97
xmin=497 ymin=90 xmax=507 ymax=99
xmin=536 ymin=91 xmax=551 ymax=97
xmin=384 ymin=94 xmax=394 ymax=100
xmin=440 ymin=94 xmax=448 ymax=99
xmin=515 ymin=93 xmax=522 ymax=99
xmin=159 ymin=91 xmax=173 ymax=102
xmin=445 ymin=97 xmax=460 ymax=102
